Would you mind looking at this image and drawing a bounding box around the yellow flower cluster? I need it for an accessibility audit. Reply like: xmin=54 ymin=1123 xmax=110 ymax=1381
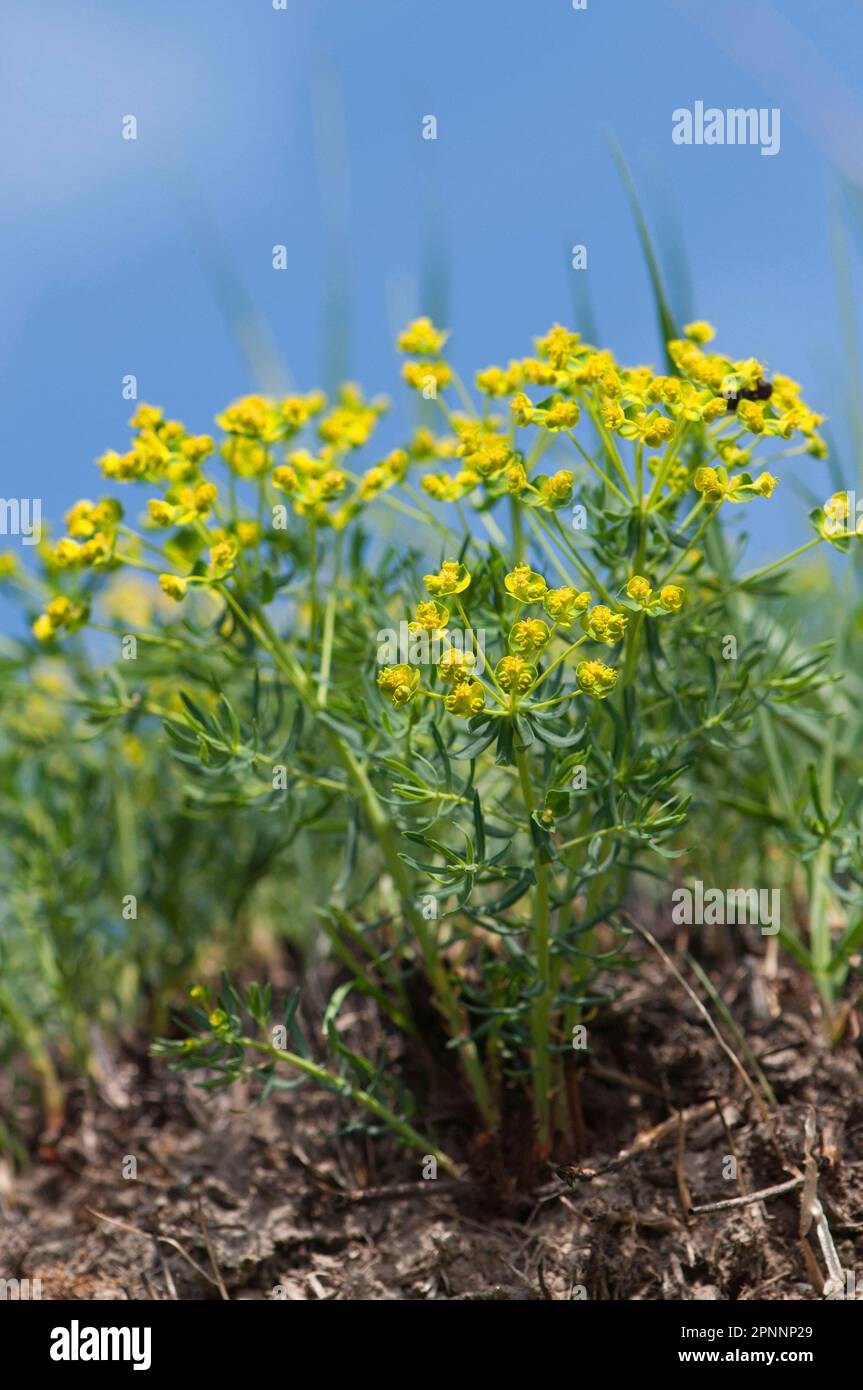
xmin=50 ymin=497 xmax=123 ymax=570
xmin=693 ymin=466 xmax=778 ymax=505
xmin=268 ymin=388 xmax=394 ymax=527
xmin=624 ymin=575 xmax=685 ymax=614
xmin=376 ymin=559 xmax=630 ymax=716
xmin=397 ymin=314 xmax=825 ymax=514
xmin=216 ymin=392 xmax=325 ymax=447
xmin=32 ymin=595 xmax=87 ymax=642
xmin=398 ymin=317 xmax=453 ymax=396
xmin=99 ymin=404 xmax=216 ymax=483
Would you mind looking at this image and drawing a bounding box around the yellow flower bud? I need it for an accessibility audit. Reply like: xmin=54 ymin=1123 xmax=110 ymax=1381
xmin=626 ymin=575 xmax=651 ymax=604
xmin=496 ymin=656 xmax=535 ymax=694
xmin=581 ymin=604 xmax=628 ymax=645
xmin=423 ymin=560 xmax=471 ymax=597
xmin=509 ymin=618 xmax=550 ymax=654
xmin=444 ymin=679 xmax=486 ymax=717
xmin=159 ymin=573 xmax=188 ymax=601
xmin=377 ymin=664 xmax=420 ymax=708
xmin=504 ymin=565 xmax=547 ymax=603
xmin=576 ymin=659 xmax=617 ymax=700
xmin=659 ymin=584 xmax=684 ymax=613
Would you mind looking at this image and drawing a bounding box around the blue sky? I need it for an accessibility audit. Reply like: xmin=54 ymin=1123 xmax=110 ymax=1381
xmin=2 ymin=0 xmax=863 ymax=619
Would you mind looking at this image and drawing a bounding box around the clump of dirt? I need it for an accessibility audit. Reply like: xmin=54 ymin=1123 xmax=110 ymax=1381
xmin=1 ymin=956 xmax=861 ymax=1300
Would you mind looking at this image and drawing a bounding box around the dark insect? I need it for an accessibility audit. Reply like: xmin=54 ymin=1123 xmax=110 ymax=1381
xmin=724 ymin=377 xmax=773 ymax=414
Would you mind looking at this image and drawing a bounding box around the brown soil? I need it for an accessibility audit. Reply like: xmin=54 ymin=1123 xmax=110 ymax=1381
xmin=2 ymin=953 xmax=861 ymax=1301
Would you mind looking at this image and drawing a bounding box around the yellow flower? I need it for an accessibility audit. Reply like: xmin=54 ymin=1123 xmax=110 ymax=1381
xmin=509 ymin=618 xmax=550 ymax=654
xmin=402 ymin=360 xmax=453 ymax=393
xmin=659 ymin=584 xmax=684 ymax=613
xmin=535 ymin=325 xmax=581 ymax=368
xmin=45 ymin=596 xmax=74 ymax=626
xmin=272 ymin=465 xmax=299 ymax=494
xmin=601 ymin=401 xmax=626 ymax=431
xmin=377 ymin=664 xmax=420 ymax=707
xmin=397 ymin=316 xmax=448 ymax=356
xmin=223 ymin=438 xmax=270 ymax=478
xmin=504 ymin=463 xmax=528 ymax=494
xmin=824 ymin=492 xmax=849 ymax=525
xmin=444 ymin=679 xmax=486 ymax=717
xmin=476 ymin=364 xmax=519 ymax=397
xmin=693 ymin=466 xmax=726 ymax=503
xmin=576 ymin=659 xmax=617 ymax=699
xmin=424 ymin=559 xmax=471 ymax=597
xmin=437 ymin=647 xmax=476 ymax=683
xmin=683 ymin=321 xmax=715 ymax=344
xmin=408 ymin=600 xmax=449 ymax=634
xmin=626 ymin=575 xmax=652 ymax=604
xmin=358 ymin=466 xmax=388 ymax=500
xmin=505 ymin=564 xmax=547 ymax=603
xmin=751 ymin=472 xmax=778 ymax=498
xmin=79 ymin=532 xmax=112 ymax=567
xmin=581 ymin=604 xmax=628 ymax=645
xmin=510 ymin=393 xmax=535 ymax=426
xmin=538 ymin=470 xmax=574 ymax=505
xmin=279 ymin=392 xmax=326 ymax=431
xmin=422 ymin=473 xmax=469 ymax=503
xmin=718 ymin=443 xmax=750 ymax=469
xmin=65 ymin=500 xmax=98 ymax=538
xmin=496 ymin=655 xmax=535 ymax=694
xmin=209 ymin=539 xmax=238 ymax=574
xmin=52 ymin=538 xmax=82 ymax=567
xmin=318 ymin=388 xmax=385 ymax=450
xmin=458 ymin=432 xmax=511 ymax=478
xmin=216 ymin=394 xmax=276 ymax=439
xmin=543 ymin=586 xmax=590 ymax=626
xmin=236 ymin=521 xmax=261 ymax=547
xmin=130 ymin=403 xmax=164 ymax=431
xmin=33 ymin=595 xmax=86 ymax=640
xmin=620 ymin=410 xmax=675 ymax=448
xmin=180 ymin=434 xmax=215 ymax=463
xmin=520 ymin=357 xmax=558 ymax=386
xmin=159 ymin=573 xmax=188 ymax=601
xmin=147 ymin=499 xmax=177 ymax=527
xmin=317 ymin=469 xmax=346 ymax=500
xmin=98 ymin=448 xmax=146 ymax=481
xmin=543 ymin=400 xmax=580 ymax=432
xmin=0 ymin=552 xmax=18 ymax=579
xmin=736 ymin=400 xmax=766 ymax=434
xmin=192 ymin=481 xmax=217 ymax=512
xmin=382 ymin=449 xmax=409 ymax=482
xmin=701 ymin=396 xmax=729 ymax=422
xmin=646 ymin=376 xmax=681 ymax=406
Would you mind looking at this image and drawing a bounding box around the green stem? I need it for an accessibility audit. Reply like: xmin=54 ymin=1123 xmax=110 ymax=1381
xmin=515 ymin=746 xmax=552 ymax=1145
xmin=317 ymin=530 xmax=343 ymax=705
xmin=242 ymin=1037 xmax=462 ymax=1176
xmin=222 ymin=587 xmax=497 ymax=1128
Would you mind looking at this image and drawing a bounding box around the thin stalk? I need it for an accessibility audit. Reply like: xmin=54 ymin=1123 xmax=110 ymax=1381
xmin=221 ymin=587 xmax=497 ymax=1127
xmin=515 ymin=746 xmax=552 ymax=1147
xmin=240 ymin=1036 xmax=462 ymax=1176
xmin=317 ymin=529 xmax=343 ymax=705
